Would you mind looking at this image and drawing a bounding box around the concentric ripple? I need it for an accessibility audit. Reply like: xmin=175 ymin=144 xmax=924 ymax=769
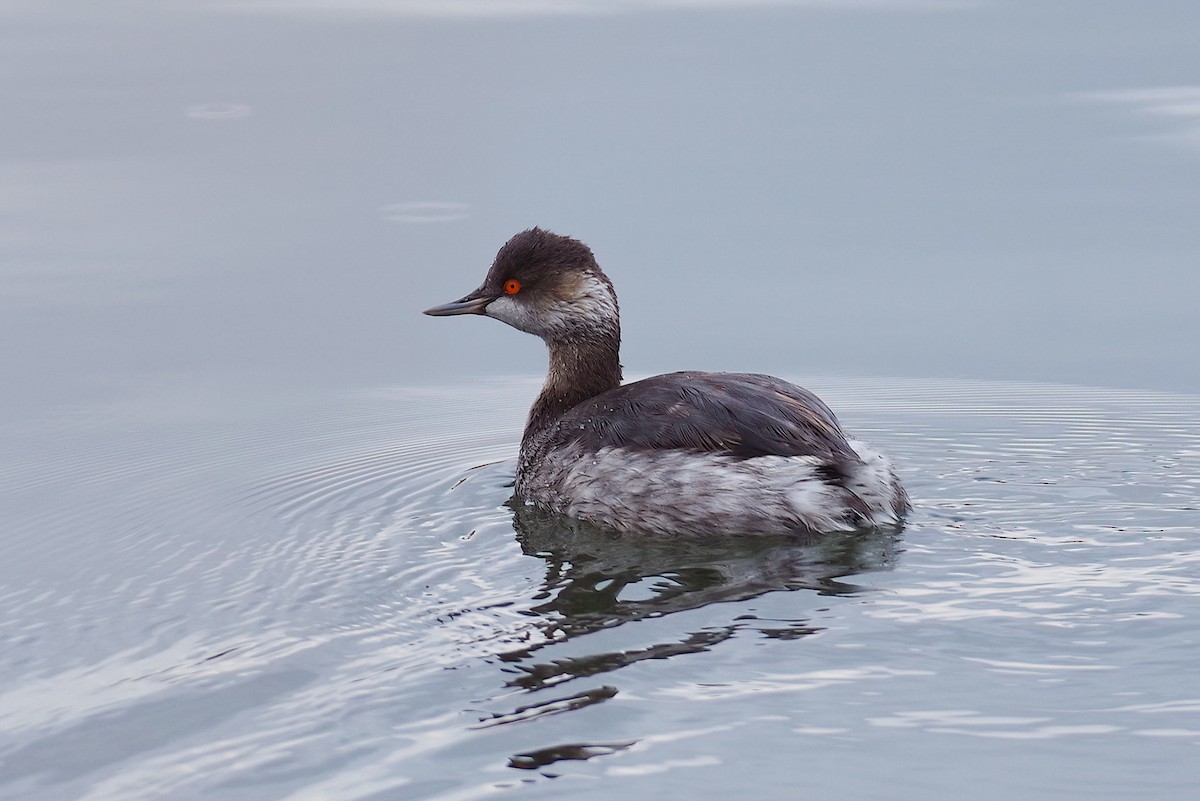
xmin=1 ymin=376 xmax=1198 ymax=801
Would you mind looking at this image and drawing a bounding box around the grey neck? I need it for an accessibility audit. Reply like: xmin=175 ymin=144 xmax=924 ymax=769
xmin=522 ymin=332 xmax=622 ymax=451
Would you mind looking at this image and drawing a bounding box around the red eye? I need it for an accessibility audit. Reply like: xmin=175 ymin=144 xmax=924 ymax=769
xmin=503 ymin=279 xmax=521 ymax=295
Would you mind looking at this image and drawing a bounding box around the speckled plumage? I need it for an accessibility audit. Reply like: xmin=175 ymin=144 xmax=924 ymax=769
xmin=516 ymin=371 xmax=907 ymax=535
xmin=425 ymin=228 xmax=909 ymax=536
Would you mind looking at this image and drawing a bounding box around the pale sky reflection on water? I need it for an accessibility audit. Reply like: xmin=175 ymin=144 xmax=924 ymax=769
xmin=2 ymin=0 xmax=1198 ymax=414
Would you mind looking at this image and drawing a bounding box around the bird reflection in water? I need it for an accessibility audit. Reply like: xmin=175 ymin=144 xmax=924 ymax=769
xmin=477 ymin=501 xmax=901 ymax=771
xmin=506 ymin=501 xmax=901 ymax=667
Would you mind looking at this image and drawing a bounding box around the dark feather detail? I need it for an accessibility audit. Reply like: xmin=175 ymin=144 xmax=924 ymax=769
xmin=540 ymin=371 xmax=864 ymax=475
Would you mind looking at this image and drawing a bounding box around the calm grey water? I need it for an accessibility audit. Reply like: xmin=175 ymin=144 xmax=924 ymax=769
xmin=3 ymin=1 xmax=1200 ymax=799
xmin=3 ymin=377 xmax=1199 ymax=799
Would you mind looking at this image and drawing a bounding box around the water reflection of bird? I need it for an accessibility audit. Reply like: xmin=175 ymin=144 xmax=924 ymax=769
xmin=495 ymin=501 xmax=899 ymax=692
xmin=426 ymin=228 xmax=909 ymax=536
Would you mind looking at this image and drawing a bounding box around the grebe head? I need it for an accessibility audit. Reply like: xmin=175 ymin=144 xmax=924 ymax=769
xmin=423 ymin=228 xmax=619 ymax=344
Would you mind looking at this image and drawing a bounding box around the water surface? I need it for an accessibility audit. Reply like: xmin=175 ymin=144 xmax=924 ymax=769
xmin=3 ymin=377 xmax=1199 ymax=799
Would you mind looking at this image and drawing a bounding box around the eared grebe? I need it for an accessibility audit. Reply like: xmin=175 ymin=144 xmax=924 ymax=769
xmin=424 ymin=228 xmax=909 ymax=536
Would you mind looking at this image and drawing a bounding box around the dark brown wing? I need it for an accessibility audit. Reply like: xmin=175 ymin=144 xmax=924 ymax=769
xmin=555 ymin=371 xmax=863 ymax=472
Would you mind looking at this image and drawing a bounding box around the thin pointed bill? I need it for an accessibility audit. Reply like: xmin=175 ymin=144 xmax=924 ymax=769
xmin=423 ymin=295 xmax=493 ymax=316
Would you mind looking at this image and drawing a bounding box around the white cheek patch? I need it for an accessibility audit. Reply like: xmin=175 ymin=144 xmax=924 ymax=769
xmin=485 ymin=295 xmax=542 ymax=335
xmin=572 ymin=275 xmax=618 ymax=325
xmin=485 ymin=274 xmax=619 ymax=340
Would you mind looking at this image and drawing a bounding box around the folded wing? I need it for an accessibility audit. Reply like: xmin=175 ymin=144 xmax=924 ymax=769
xmin=560 ymin=371 xmax=864 ymax=475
